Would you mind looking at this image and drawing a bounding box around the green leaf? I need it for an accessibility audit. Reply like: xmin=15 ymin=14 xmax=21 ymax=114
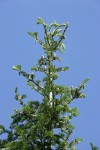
xmin=28 ymin=32 xmax=38 ymax=39
xmin=59 ymin=44 xmax=66 ymax=53
xmin=53 ymin=29 xmax=62 ymax=36
xmin=36 ymin=17 xmax=45 ymax=25
xmin=15 ymin=87 xmax=18 ymax=94
xmin=45 ymin=131 xmax=53 ymax=138
xmin=0 ymin=125 xmax=5 ymax=135
xmin=83 ymin=78 xmax=90 ymax=84
xmin=71 ymin=107 xmax=80 ymax=116
xmin=63 ymin=66 xmax=69 ymax=71
xmin=79 ymin=93 xmax=86 ymax=98
xmin=21 ymin=94 xmax=27 ymax=99
xmin=49 ymin=20 xmax=59 ymax=28
xmin=0 ymin=125 xmax=5 ymax=132
xmin=75 ymin=138 xmax=83 ymax=144
xmin=78 ymin=78 xmax=90 ymax=90
xmin=90 ymin=143 xmax=98 ymax=150
xmin=81 ymin=78 xmax=90 ymax=88
xmin=12 ymin=65 xmax=21 ymax=71
xmin=66 ymin=22 xmax=69 ymax=27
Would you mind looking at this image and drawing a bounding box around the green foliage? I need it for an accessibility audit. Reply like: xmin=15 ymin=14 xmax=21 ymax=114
xmin=90 ymin=143 xmax=99 ymax=150
xmin=12 ymin=65 xmax=21 ymax=71
xmin=0 ymin=17 xmax=90 ymax=150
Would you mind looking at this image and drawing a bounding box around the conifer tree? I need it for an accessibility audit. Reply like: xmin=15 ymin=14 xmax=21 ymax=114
xmin=0 ymin=17 xmax=90 ymax=150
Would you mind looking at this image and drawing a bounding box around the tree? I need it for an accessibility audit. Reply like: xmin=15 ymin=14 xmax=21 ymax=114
xmin=0 ymin=17 xmax=90 ymax=150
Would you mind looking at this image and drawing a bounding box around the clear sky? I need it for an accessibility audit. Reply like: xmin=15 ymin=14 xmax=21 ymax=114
xmin=0 ymin=0 xmax=100 ymax=149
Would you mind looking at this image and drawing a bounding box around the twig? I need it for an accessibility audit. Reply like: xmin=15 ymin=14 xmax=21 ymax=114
xmin=55 ymin=25 xmax=68 ymax=50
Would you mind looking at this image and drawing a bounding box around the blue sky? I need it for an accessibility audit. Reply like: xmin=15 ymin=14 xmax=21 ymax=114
xmin=0 ymin=0 xmax=100 ymax=149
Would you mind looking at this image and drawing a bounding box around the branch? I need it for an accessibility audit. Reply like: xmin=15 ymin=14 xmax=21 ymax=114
xmin=55 ymin=25 xmax=68 ymax=50
xmin=44 ymin=25 xmax=50 ymax=46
